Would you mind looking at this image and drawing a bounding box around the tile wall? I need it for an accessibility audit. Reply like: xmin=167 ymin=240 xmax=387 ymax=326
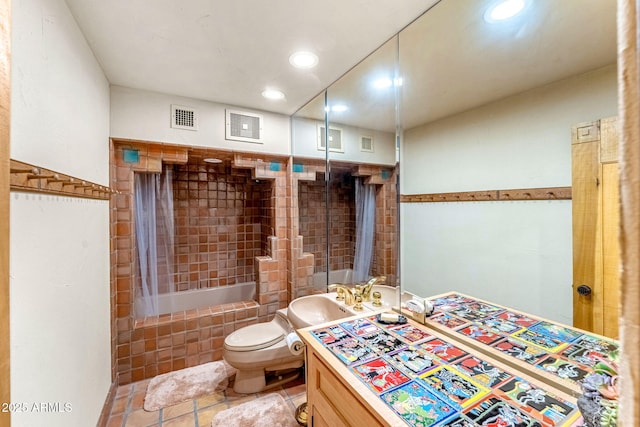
xmin=288 ymin=161 xmax=325 ymax=300
xmin=328 ymin=170 xmax=357 ymax=272
xmin=172 ymin=162 xmax=272 ymax=291
xmin=110 ymin=141 xmax=287 ymax=385
xmin=296 ymin=163 xmax=398 ymax=286
xmin=298 ymin=177 xmax=328 ymax=273
xmin=370 ymin=165 xmax=398 ymax=285
xmin=298 ymin=171 xmax=357 ymax=273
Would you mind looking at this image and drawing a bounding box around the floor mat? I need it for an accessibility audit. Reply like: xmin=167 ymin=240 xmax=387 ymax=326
xmin=143 ymin=360 xmax=236 ymax=411
xmin=210 ymin=393 xmax=299 ymax=427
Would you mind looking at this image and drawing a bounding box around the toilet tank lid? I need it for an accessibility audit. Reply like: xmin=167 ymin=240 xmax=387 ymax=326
xmin=224 ymin=322 xmax=285 ymax=351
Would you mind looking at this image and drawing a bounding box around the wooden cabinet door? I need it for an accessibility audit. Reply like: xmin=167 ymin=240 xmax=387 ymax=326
xmin=571 ymin=117 xmax=620 ymax=339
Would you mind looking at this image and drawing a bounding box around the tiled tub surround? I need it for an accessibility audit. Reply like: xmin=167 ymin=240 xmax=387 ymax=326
xmin=109 ymin=139 xmax=399 ymax=386
xmin=297 ymin=163 xmax=398 ymax=287
xmin=110 ymin=141 xmax=289 ymax=385
xmin=289 ymin=161 xmax=399 ymax=299
xmin=134 ymin=281 xmax=257 ymax=316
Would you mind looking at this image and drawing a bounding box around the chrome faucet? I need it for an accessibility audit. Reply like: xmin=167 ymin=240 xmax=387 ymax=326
xmin=361 ymin=275 xmax=387 ymax=301
xmin=328 ymin=283 xmax=355 ymax=306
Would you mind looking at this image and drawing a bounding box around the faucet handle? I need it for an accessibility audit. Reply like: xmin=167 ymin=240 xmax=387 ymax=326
xmin=353 ymin=295 xmax=363 ymax=311
xmin=335 ymin=287 xmax=345 ymax=301
xmin=372 ymin=291 xmax=382 ymax=307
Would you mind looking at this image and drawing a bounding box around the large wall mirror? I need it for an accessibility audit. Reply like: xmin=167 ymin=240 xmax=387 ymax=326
xmin=291 ymin=35 xmax=400 ymax=297
xmin=291 ymin=0 xmax=617 ymax=329
xmin=399 ymin=0 xmax=617 ymax=326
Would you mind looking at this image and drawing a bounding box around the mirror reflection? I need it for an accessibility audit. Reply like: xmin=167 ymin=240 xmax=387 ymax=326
xmin=291 ymin=91 xmax=328 ymax=299
xmin=292 ymin=0 xmax=618 ymax=331
xmin=399 ymin=0 xmax=617 ymax=327
xmin=292 ymin=36 xmax=400 ymax=306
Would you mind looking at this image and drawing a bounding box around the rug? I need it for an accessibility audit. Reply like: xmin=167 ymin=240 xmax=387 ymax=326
xmin=210 ymin=393 xmax=299 ymax=427
xmin=143 ymin=360 xmax=237 ymax=411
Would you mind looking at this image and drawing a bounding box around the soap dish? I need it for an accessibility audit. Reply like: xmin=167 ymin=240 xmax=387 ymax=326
xmin=376 ymin=313 xmax=408 ymax=325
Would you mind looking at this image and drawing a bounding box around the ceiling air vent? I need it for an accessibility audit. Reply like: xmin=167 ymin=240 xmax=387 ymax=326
xmin=171 ymin=105 xmax=198 ymax=131
xmin=360 ymin=135 xmax=374 ymax=152
xmin=226 ymin=109 xmax=263 ymax=143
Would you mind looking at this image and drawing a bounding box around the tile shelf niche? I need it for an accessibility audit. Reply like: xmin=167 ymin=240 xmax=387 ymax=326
xmin=9 ymin=158 xmax=115 ymax=200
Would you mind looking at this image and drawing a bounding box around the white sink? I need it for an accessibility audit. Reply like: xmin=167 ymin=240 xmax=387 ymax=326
xmin=363 ymin=285 xmax=399 ymax=310
xmin=287 ymin=294 xmax=355 ymax=330
xmin=287 ymin=285 xmax=402 ymax=330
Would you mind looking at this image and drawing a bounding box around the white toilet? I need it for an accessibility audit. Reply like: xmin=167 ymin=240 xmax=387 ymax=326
xmin=223 ymin=308 xmax=305 ymax=393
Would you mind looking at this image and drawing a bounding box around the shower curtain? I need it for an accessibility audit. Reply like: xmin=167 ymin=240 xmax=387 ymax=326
xmin=134 ymin=166 xmax=175 ymax=317
xmin=353 ymin=177 xmax=376 ymax=283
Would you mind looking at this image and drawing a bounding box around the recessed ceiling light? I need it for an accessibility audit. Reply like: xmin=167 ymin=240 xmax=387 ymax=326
xmin=203 ymin=158 xmax=222 ymax=163
xmin=373 ymin=78 xmax=393 ymax=89
xmin=485 ymin=0 xmax=527 ymax=22
xmin=289 ymin=51 xmax=319 ymax=69
xmin=373 ymin=77 xmax=403 ymax=89
xmin=330 ymin=105 xmax=348 ymax=113
xmin=262 ymin=89 xmax=285 ymax=100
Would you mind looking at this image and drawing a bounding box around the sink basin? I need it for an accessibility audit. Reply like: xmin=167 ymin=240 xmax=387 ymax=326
xmin=287 ymin=294 xmax=354 ymax=330
xmin=287 ymin=285 xmax=403 ymax=330
xmin=364 ymin=285 xmax=399 ymax=309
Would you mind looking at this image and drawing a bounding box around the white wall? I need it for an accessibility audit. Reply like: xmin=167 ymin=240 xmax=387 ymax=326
xmin=292 ymin=116 xmax=397 ymax=165
xmin=111 ymin=85 xmax=291 ymax=155
xmin=10 ymin=0 xmax=111 ymax=425
xmin=401 ymin=65 xmax=618 ymax=324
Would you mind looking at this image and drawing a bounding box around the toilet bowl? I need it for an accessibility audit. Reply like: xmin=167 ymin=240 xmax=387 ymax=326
xmin=223 ymin=309 xmax=304 ymax=394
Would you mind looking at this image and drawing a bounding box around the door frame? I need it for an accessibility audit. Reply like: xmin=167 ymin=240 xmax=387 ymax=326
xmin=0 ymin=0 xmax=11 ymax=424
xmin=617 ymin=0 xmax=640 ymax=422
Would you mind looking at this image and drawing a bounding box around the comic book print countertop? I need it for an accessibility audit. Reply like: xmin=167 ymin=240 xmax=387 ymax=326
xmin=298 ymin=292 xmax=618 ymax=427
xmin=421 ymin=293 xmax=618 ymax=397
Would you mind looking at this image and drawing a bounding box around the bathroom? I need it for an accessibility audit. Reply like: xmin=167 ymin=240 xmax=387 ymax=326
xmin=4 ymin=0 xmax=638 ymax=426
xmin=110 ymin=132 xmax=398 ymax=383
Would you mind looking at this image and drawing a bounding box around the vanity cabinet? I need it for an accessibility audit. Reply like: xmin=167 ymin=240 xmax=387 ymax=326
xmin=302 ymin=315 xmax=403 ymax=426
xmin=298 ymin=292 xmax=619 ymax=427
xmin=307 ymin=350 xmax=389 ymax=427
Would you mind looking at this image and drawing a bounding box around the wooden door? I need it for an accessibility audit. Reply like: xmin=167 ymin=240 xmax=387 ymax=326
xmin=571 ymin=117 xmax=620 ymax=338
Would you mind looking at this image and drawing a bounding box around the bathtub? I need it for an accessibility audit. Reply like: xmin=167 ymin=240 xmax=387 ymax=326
xmin=312 ymin=269 xmax=353 ymax=288
xmin=135 ymin=281 xmax=257 ymax=317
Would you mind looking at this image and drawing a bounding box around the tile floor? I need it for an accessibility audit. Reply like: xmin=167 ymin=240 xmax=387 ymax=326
xmin=105 ymin=370 xmax=307 ymax=427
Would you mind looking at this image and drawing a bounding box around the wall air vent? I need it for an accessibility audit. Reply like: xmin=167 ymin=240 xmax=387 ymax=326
xmin=171 ymin=104 xmax=198 ymax=131
xmin=360 ymin=135 xmax=374 ymax=152
xmin=317 ymin=125 xmax=343 ymax=152
xmin=225 ymin=109 xmax=263 ymax=143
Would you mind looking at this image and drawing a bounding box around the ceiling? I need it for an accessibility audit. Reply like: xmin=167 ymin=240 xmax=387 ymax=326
xmin=64 ymin=0 xmax=617 ymax=133
xmin=298 ymin=0 xmax=618 ymax=132
xmin=398 ymin=0 xmax=618 ymax=130
xmin=63 ymin=0 xmax=438 ymax=116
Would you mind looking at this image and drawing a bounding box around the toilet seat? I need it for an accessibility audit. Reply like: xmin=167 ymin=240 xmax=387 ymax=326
xmin=223 ymin=310 xmax=303 ymax=393
xmin=224 ymin=322 xmax=285 ymax=352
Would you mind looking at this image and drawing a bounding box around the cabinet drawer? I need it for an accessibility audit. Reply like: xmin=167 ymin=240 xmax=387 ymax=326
xmin=308 ymin=353 xmax=384 ymax=427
